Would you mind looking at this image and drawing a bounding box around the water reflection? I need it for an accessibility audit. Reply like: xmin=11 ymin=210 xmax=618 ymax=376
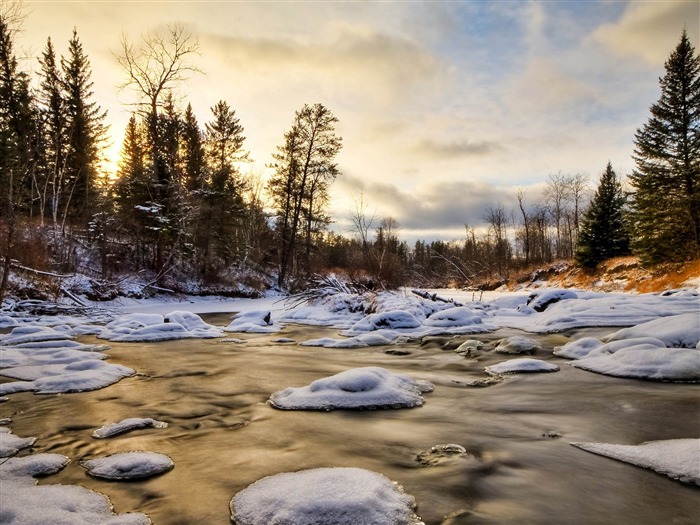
xmin=2 ymin=323 xmax=699 ymax=525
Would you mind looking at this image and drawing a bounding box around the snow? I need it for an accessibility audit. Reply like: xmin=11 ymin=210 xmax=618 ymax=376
xmin=224 ymin=309 xmax=282 ymax=333
xmin=494 ymin=335 xmax=542 ymax=354
xmin=349 ymin=310 xmax=423 ymax=332
xmin=99 ymin=311 xmax=222 ymax=342
xmin=485 ymin=358 xmax=560 ymax=375
xmin=526 ymin=289 xmax=578 ymax=311
xmin=554 ymin=337 xmax=666 ymax=359
xmin=0 ymin=453 xmax=151 ymax=524
xmin=81 ymin=451 xmax=174 ymax=480
xmin=604 ymin=313 xmax=700 ymax=348
xmin=571 ymin=439 xmax=700 ymax=485
xmin=92 ymin=418 xmax=168 ymax=439
xmin=229 ymin=467 xmax=424 ymax=525
xmin=0 ymin=428 xmax=37 ymax=457
xmin=570 ymin=345 xmax=700 ymax=382
xmin=269 ymin=367 xmax=434 ymax=410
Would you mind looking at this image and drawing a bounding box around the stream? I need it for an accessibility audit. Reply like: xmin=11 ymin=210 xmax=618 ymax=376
xmin=2 ymin=318 xmax=699 ymax=525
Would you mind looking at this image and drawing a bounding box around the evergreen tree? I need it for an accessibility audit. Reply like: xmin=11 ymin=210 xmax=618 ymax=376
xmin=61 ymin=28 xmax=107 ymax=225
xmin=37 ymin=37 xmax=66 ymax=225
xmin=267 ymin=103 xmax=341 ymax=287
xmin=575 ymin=162 xmax=629 ymax=269
xmin=181 ymin=103 xmax=206 ymax=192
xmin=0 ymin=10 xmax=38 ymax=302
xmin=198 ymin=100 xmax=249 ymax=271
xmin=629 ymin=30 xmax=700 ymax=264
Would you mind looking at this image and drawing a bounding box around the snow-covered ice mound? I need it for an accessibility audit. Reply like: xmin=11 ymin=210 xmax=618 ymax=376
xmin=570 ymin=345 xmax=700 ymax=382
xmin=526 ymin=289 xmax=578 ymax=312
xmin=494 ymin=336 xmax=542 ymax=354
xmin=604 ymin=313 xmax=700 ymax=348
xmin=269 ymin=367 xmax=434 ymax=411
xmin=350 ymin=310 xmax=423 ymax=332
xmin=99 ymin=311 xmax=223 ymax=342
xmin=423 ymin=307 xmax=483 ymax=327
xmin=224 ymin=310 xmax=281 ymax=333
xmin=571 ymin=439 xmax=700 ymax=485
xmin=300 ymin=332 xmax=395 ymax=349
xmin=1 ymin=453 xmax=151 ymax=524
xmin=82 ymin=451 xmax=174 ymax=480
xmin=230 ymin=467 xmax=424 ymax=525
xmin=92 ymin=418 xmax=168 ymax=439
xmin=0 ymin=359 xmax=135 ymax=395
xmin=554 ymin=337 xmax=666 ymax=360
xmin=0 ymin=427 xmax=36 ymax=457
xmin=485 ymin=358 xmax=560 ymax=375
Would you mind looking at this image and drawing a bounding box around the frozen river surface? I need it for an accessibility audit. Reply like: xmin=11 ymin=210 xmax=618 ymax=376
xmin=3 ymin=317 xmax=699 ymax=525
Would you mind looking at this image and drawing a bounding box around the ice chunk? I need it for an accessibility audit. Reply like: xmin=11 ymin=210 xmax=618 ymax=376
xmin=571 ymin=439 xmax=700 ymax=485
xmin=92 ymin=418 xmax=168 ymax=439
xmin=527 ymin=289 xmax=578 ymax=312
xmin=224 ymin=310 xmax=280 ymax=333
xmin=82 ymin=451 xmax=174 ymax=480
xmin=0 ymin=326 xmax=72 ymax=346
xmin=605 ymin=313 xmax=700 ymax=348
xmin=269 ymin=367 xmax=433 ymax=410
xmin=485 ymin=358 xmax=560 ymax=375
xmin=350 ymin=310 xmax=422 ymax=332
xmin=0 ymin=428 xmax=37 ymax=457
xmin=495 ymin=336 xmax=542 ymax=354
xmin=0 ymin=453 xmax=70 ymax=480
xmin=230 ymin=467 xmax=424 ymax=525
xmin=570 ymin=345 xmax=700 ymax=382
xmin=555 ymin=337 xmax=665 ymax=359
xmin=424 ymin=307 xmax=483 ymax=327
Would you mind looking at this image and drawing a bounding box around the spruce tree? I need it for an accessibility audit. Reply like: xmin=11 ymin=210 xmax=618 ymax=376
xmin=575 ymin=162 xmax=629 ymax=269
xmin=37 ymin=37 xmax=66 ymax=225
xmin=629 ymin=30 xmax=700 ymax=264
xmin=61 ymin=28 xmax=107 ymax=225
xmin=181 ymin=103 xmax=206 ymax=192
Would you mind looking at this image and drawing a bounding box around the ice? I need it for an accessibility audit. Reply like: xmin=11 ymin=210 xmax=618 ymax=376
xmin=570 ymin=345 xmax=700 ymax=382
xmin=555 ymin=337 xmax=666 ymax=359
xmin=99 ymin=311 xmax=222 ymax=341
xmin=92 ymin=417 xmax=169 ymax=439
xmin=494 ymin=336 xmax=542 ymax=354
xmin=1 ymin=453 xmax=151 ymax=524
xmin=224 ymin=309 xmax=282 ymax=333
xmin=0 ymin=326 xmax=73 ymax=346
xmin=300 ymin=332 xmax=394 ymax=348
xmin=526 ymin=289 xmax=578 ymax=311
xmin=0 ymin=360 xmax=134 ymax=395
xmin=0 ymin=428 xmax=37 ymax=457
xmin=0 ymin=315 xmax=19 ymax=328
xmin=423 ymin=306 xmax=483 ymax=327
xmin=230 ymin=467 xmax=424 ymax=525
xmin=269 ymin=367 xmax=434 ymax=410
xmin=485 ymin=358 xmax=560 ymax=375
xmin=605 ymin=313 xmax=700 ymax=348
xmin=571 ymin=439 xmax=700 ymax=485
xmin=349 ymin=310 xmax=423 ymax=332
xmin=81 ymin=451 xmax=174 ymax=480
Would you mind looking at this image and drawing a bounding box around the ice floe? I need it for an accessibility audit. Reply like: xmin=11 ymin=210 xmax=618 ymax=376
xmin=571 ymin=439 xmax=700 ymax=485
xmin=570 ymin=345 xmax=700 ymax=382
xmin=92 ymin=418 xmax=168 ymax=439
xmin=0 ymin=427 xmax=36 ymax=457
xmin=269 ymin=367 xmax=434 ymax=410
xmin=604 ymin=313 xmax=700 ymax=348
xmin=230 ymin=467 xmax=424 ymax=525
xmin=494 ymin=335 xmax=542 ymax=354
xmin=224 ymin=310 xmax=282 ymax=333
xmin=99 ymin=311 xmax=222 ymax=341
xmin=1 ymin=453 xmax=151 ymax=524
xmin=485 ymin=358 xmax=560 ymax=375
xmin=81 ymin=451 xmax=174 ymax=480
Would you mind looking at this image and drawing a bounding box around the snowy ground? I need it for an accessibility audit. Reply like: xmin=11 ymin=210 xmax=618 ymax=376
xmin=1 ymin=285 xmax=699 ymax=523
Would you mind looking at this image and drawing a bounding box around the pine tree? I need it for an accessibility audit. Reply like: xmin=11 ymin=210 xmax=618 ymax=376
xmin=37 ymin=37 xmax=66 ymax=225
xmin=181 ymin=103 xmax=206 ymax=192
xmin=629 ymin=30 xmax=700 ymax=264
xmin=61 ymin=28 xmax=107 ymax=225
xmin=198 ymin=100 xmax=249 ymax=270
xmin=267 ymin=103 xmax=341 ymax=287
xmin=575 ymin=162 xmax=629 ymax=269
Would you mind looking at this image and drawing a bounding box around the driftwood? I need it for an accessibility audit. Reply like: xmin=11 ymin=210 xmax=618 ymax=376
xmin=411 ymin=289 xmax=464 ymax=307
xmin=10 ymin=261 xmax=73 ymax=279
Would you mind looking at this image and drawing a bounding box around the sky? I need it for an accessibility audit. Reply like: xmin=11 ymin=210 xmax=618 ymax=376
xmin=16 ymin=0 xmax=700 ymax=243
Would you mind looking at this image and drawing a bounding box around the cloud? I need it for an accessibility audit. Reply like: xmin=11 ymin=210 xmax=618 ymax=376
xmin=416 ymin=138 xmax=503 ymax=158
xmin=593 ymin=2 xmax=699 ymax=65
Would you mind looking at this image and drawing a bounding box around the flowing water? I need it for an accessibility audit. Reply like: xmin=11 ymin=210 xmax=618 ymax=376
xmin=2 ymin=318 xmax=699 ymax=525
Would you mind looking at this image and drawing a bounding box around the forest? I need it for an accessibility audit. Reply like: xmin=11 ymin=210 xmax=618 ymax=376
xmin=0 ymin=5 xmax=698 ymax=301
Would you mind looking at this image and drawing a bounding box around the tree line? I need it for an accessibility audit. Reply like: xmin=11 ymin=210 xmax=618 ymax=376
xmin=1 ymin=7 xmax=698 ymax=300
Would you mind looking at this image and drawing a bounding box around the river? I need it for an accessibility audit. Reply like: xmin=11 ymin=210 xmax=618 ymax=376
xmin=2 ymin=318 xmax=699 ymax=525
